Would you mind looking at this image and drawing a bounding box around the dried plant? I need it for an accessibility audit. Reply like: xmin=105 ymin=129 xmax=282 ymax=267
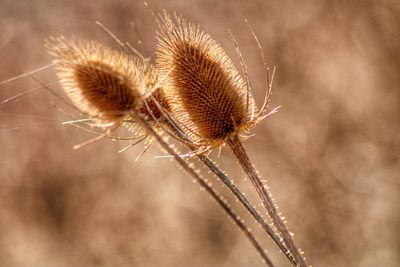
xmin=156 ymin=12 xmax=308 ymax=266
xmin=44 ymin=36 xmax=275 ymax=266
xmin=2 ymin=2 xmax=398 ymax=266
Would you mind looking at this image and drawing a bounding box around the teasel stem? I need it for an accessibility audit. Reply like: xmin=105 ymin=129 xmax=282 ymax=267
xmin=195 ymin=152 xmax=296 ymax=265
xmin=134 ymin=113 xmax=275 ymax=267
xmin=227 ymin=135 xmax=308 ymax=267
xmin=146 ymin=93 xmax=295 ymax=264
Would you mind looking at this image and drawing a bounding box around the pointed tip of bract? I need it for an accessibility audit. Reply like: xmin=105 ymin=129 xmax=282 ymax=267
xmin=155 ymin=12 xmax=257 ymax=148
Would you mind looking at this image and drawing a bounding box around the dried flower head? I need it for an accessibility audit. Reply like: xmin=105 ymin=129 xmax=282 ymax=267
xmin=45 ymin=37 xmax=155 ymax=126
xmin=156 ymin=12 xmax=259 ymax=148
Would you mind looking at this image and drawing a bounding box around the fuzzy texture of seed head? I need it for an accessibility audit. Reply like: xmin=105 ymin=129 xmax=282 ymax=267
xmin=156 ymin=13 xmax=257 ymax=147
xmin=45 ymin=37 xmax=154 ymax=125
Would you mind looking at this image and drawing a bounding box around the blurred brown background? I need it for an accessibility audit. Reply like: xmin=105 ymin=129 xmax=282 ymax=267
xmin=0 ymin=0 xmax=399 ymax=266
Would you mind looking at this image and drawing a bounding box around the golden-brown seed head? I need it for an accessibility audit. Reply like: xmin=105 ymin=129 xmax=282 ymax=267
xmin=45 ymin=37 xmax=152 ymax=125
xmin=156 ymin=12 xmax=256 ymax=147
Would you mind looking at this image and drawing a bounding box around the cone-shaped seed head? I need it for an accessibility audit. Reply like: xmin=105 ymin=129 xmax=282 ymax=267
xmin=45 ymin=37 xmax=154 ymax=124
xmin=156 ymin=13 xmax=257 ymax=146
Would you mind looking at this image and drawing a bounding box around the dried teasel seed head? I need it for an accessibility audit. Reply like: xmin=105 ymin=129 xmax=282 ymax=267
xmin=156 ymin=12 xmax=257 ymax=147
xmin=45 ymin=36 xmax=152 ymax=126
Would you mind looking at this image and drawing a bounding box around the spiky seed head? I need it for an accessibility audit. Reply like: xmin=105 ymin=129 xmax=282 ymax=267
xmin=156 ymin=12 xmax=257 ymax=147
xmin=45 ymin=37 xmax=152 ymax=125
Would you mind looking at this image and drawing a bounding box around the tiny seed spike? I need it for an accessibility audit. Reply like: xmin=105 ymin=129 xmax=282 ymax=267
xmin=227 ymin=29 xmax=254 ymax=121
xmin=1 ymin=85 xmax=49 ymax=107
xmin=0 ymin=63 xmax=54 ymax=85
xmin=96 ymin=21 xmax=127 ymax=51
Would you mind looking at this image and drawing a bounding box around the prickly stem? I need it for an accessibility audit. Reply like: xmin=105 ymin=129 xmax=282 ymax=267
xmin=228 ymin=134 xmax=308 ymax=267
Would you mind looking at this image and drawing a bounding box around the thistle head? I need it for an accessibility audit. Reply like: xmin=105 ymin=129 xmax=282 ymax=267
xmin=45 ymin=37 xmax=152 ymax=126
xmin=156 ymin=12 xmax=258 ymax=148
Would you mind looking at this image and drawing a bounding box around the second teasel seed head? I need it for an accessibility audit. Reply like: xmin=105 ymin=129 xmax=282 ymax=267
xmin=45 ymin=37 xmax=152 ymax=126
